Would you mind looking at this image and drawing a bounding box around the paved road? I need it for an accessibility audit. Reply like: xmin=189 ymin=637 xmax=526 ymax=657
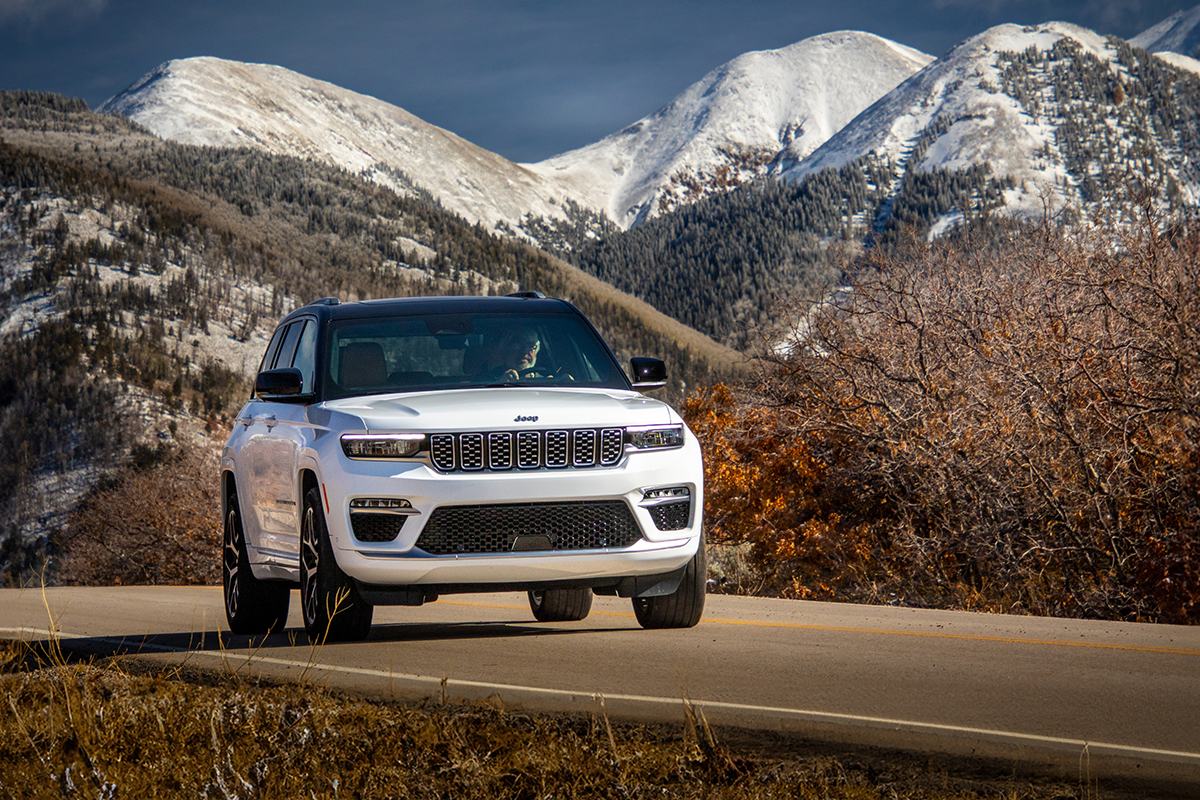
xmin=3 ymin=586 xmax=1198 ymax=791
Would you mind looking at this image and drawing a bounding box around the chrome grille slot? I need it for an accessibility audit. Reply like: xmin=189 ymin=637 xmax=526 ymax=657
xmin=488 ymin=432 xmax=512 ymax=470
xmin=517 ymin=431 xmax=540 ymax=468
xmin=460 ymin=433 xmax=483 ymax=470
xmin=545 ymin=430 xmax=568 ymax=468
xmin=430 ymin=434 xmax=455 ymax=471
xmin=573 ymin=429 xmax=596 ymax=466
xmin=600 ymin=428 xmax=623 ymax=465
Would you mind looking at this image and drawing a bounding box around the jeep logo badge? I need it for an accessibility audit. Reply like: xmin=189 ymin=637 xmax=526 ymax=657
xmin=514 ymin=414 xmax=539 ymax=422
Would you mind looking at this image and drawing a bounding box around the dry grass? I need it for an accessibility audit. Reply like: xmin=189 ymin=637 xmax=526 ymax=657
xmin=0 ymin=640 xmax=1086 ymax=800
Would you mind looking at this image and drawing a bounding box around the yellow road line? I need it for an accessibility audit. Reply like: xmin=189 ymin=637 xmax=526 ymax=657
xmin=439 ymin=601 xmax=1200 ymax=657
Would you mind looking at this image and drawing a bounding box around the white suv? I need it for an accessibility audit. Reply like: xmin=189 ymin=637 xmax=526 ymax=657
xmin=221 ymin=293 xmax=705 ymax=642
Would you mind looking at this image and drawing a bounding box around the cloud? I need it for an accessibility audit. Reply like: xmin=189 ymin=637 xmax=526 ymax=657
xmin=0 ymin=0 xmax=106 ymax=26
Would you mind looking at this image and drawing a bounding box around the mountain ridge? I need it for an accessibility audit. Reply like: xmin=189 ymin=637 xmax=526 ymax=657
xmin=1130 ymin=3 xmax=1200 ymax=57
xmin=100 ymin=57 xmax=589 ymax=233
xmin=525 ymin=31 xmax=932 ymax=228
xmin=100 ymin=32 xmax=933 ymax=235
xmin=776 ymin=22 xmax=1200 ymax=220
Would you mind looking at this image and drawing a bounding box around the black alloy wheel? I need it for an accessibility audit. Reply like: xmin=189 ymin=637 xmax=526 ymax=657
xmin=223 ymin=487 xmax=290 ymax=635
xmin=300 ymin=486 xmax=373 ymax=643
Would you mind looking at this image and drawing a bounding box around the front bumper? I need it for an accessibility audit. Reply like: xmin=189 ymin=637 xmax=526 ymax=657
xmin=316 ymin=433 xmax=705 ymax=589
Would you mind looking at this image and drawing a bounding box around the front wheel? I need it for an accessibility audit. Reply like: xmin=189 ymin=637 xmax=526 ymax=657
xmin=300 ymin=486 xmax=373 ymax=643
xmin=223 ymin=487 xmax=290 ymax=635
xmin=633 ymin=535 xmax=706 ymax=629
xmin=528 ymin=588 xmax=592 ymax=622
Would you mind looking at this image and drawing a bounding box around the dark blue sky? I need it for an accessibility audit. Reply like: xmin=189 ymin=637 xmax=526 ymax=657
xmin=0 ymin=0 xmax=1192 ymax=162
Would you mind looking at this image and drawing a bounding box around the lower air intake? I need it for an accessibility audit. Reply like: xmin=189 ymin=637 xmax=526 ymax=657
xmin=350 ymin=512 xmax=406 ymax=543
xmin=649 ymin=500 xmax=691 ymax=532
xmin=418 ymin=500 xmax=642 ymax=555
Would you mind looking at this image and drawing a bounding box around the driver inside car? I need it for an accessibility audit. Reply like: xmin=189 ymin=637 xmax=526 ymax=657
xmin=484 ymin=327 xmax=570 ymax=382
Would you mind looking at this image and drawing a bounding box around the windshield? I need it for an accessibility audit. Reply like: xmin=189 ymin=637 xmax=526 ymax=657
xmin=322 ymin=311 xmax=629 ymax=400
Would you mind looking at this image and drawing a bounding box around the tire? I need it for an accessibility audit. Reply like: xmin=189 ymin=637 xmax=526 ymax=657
xmin=300 ymin=486 xmax=373 ymax=643
xmin=528 ymin=588 xmax=593 ymax=622
xmin=633 ymin=534 xmax=706 ymax=629
xmin=223 ymin=487 xmax=291 ymax=635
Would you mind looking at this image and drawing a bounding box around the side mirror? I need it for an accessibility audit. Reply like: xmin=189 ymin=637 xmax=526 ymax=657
xmin=255 ymin=368 xmax=304 ymax=399
xmin=630 ymin=357 xmax=667 ymax=391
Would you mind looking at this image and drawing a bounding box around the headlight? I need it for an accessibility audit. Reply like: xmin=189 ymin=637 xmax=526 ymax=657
xmin=341 ymin=433 xmax=425 ymax=459
xmin=626 ymin=425 xmax=684 ymax=450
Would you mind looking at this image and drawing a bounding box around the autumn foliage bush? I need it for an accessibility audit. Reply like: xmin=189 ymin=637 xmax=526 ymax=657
xmin=54 ymin=443 xmax=221 ymax=586
xmin=688 ymin=208 xmax=1200 ymax=623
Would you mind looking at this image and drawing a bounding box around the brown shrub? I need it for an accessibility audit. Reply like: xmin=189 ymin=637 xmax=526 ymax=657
xmin=55 ymin=443 xmax=221 ymax=586
xmin=688 ymin=207 xmax=1200 ymax=622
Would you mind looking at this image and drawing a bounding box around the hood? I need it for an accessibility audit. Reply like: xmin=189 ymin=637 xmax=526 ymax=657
xmin=324 ymin=387 xmax=677 ymax=432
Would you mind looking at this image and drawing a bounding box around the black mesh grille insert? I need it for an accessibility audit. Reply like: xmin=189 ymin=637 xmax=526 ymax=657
xmin=649 ymin=500 xmax=691 ymax=532
xmin=418 ymin=501 xmax=642 ymax=555
xmin=351 ymin=513 xmax=407 ymax=543
xmin=428 ymin=428 xmax=626 ymax=472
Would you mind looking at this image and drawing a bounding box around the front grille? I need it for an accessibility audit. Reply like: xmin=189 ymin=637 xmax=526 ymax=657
xmin=351 ymin=512 xmax=407 ymax=543
xmin=428 ymin=428 xmax=625 ymax=472
xmin=417 ymin=500 xmax=642 ymax=555
xmin=649 ymin=500 xmax=691 ymax=531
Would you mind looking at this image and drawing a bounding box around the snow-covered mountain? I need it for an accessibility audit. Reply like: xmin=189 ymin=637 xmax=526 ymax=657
xmin=1132 ymin=4 xmax=1200 ymax=56
xmin=101 ymin=35 xmax=930 ymax=236
xmin=100 ymin=57 xmax=587 ymax=232
xmin=99 ymin=18 xmax=1195 ymax=244
xmin=526 ymin=32 xmax=932 ymax=229
xmin=1131 ymin=4 xmax=1200 ymax=75
xmin=777 ymin=22 xmax=1200 ymax=222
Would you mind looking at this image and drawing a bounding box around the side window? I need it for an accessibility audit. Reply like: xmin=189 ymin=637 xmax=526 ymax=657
xmin=290 ymin=320 xmax=318 ymax=394
xmin=273 ymin=320 xmax=304 ymax=370
xmin=257 ymin=324 xmax=289 ymax=375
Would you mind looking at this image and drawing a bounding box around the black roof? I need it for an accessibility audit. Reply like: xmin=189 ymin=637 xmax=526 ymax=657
xmin=280 ymin=294 xmax=577 ymax=325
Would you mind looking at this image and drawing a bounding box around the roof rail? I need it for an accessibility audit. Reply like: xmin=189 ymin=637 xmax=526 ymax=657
xmin=306 ymin=296 xmax=341 ymax=306
xmin=506 ymin=290 xmax=547 ymax=299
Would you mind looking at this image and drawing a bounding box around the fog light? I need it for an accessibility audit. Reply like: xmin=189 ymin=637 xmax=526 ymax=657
xmin=642 ymin=486 xmax=690 ymax=501
xmin=350 ymin=498 xmax=414 ymax=512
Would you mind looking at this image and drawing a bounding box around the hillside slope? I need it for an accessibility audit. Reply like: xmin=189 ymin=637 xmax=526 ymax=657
xmin=100 ymin=57 xmax=588 ymax=233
